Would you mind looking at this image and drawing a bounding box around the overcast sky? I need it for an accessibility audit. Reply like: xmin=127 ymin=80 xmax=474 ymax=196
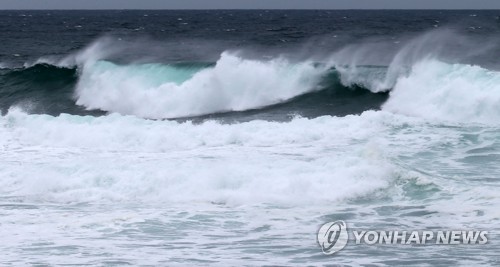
xmin=0 ymin=0 xmax=499 ymax=10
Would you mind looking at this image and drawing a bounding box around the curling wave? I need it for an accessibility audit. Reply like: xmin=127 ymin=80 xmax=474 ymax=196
xmin=0 ymin=57 xmax=388 ymax=119
xmin=75 ymin=52 xmax=329 ymax=119
xmin=383 ymin=59 xmax=500 ymax=124
xmin=5 ymin=42 xmax=500 ymax=125
xmin=0 ymin=64 xmax=85 ymax=115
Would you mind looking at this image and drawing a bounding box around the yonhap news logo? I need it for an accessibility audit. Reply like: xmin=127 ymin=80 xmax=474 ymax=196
xmin=317 ymin=220 xmax=349 ymax=255
xmin=317 ymin=220 xmax=488 ymax=255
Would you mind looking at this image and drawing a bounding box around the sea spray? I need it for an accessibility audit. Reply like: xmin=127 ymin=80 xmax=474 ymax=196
xmin=75 ymin=52 xmax=327 ymax=118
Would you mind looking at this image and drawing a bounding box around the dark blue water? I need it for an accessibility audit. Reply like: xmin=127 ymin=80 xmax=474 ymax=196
xmin=1 ymin=10 xmax=500 ymax=119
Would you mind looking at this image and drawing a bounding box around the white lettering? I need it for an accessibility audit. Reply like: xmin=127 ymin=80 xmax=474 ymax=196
xmin=478 ymin=231 xmax=488 ymax=244
xmin=379 ymin=231 xmax=393 ymax=244
xmin=353 ymin=231 xmax=366 ymax=244
xmin=393 ymin=231 xmax=406 ymax=244
xmin=436 ymin=231 xmax=450 ymax=244
xmin=364 ymin=231 xmax=379 ymax=245
xmin=422 ymin=231 xmax=434 ymax=244
xmin=450 ymin=231 xmax=461 ymax=245
xmin=462 ymin=231 xmax=479 ymax=244
xmin=407 ymin=231 xmax=421 ymax=244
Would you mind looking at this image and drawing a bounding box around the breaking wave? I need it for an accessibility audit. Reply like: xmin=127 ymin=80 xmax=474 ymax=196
xmin=383 ymin=60 xmax=500 ymax=124
xmin=74 ymin=52 xmax=328 ymax=119
xmin=0 ymin=108 xmax=401 ymax=205
xmin=72 ymin=51 xmax=500 ymax=124
xmin=3 ymin=32 xmax=500 ymax=124
xmin=0 ymin=52 xmax=388 ymax=119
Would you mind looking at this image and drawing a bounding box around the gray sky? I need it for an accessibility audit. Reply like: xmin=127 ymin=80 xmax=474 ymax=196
xmin=1 ymin=0 xmax=499 ymax=10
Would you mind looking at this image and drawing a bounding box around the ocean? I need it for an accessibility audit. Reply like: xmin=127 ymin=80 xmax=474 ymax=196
xmin=0 ymin=10 xmax=499 ymax=266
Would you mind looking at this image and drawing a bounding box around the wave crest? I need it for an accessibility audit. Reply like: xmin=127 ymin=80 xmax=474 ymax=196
xmin=383 ymin=60 xmax=500 ymax=124
xmin=75 ymin=52 xmax=327 ymax=119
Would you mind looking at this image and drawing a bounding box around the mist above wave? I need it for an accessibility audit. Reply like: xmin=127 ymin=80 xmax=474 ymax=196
xmin=4 ymin=27 xmax=500 ymax=123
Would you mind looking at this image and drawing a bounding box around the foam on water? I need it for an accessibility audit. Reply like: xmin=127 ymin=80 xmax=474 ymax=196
xmin=2 ymin=109 xmax=500 ymax=265
xmin=75 ymin=52 xmax=327 ymax=119
xmin=383 ymin=60 xmax=500 ymax=124
xmin=3 ymin=11 xmax=500 ymax=266
xmin=0 ymin=108 xmax=398 ymax=205
xmin=335 ymin=65 xmax=390 ymax=92
xmin=2 ymin=108 xmax=499 ymax=216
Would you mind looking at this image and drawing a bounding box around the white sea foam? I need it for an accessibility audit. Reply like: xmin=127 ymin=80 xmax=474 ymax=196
xmin=0 ymin=109 xmax=399 ymax=205
xmin=2 ymin=110 xmax=499 ymax=266
xmin=335 ymin=65 xmax=390 ymax=91
xmin=383 ymin=60 xmax=500 ymax=124
xmin=2 ymin=108 xmax=498 ymax=221
xmin=74 ymin=52 xmax=327 ymax=119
